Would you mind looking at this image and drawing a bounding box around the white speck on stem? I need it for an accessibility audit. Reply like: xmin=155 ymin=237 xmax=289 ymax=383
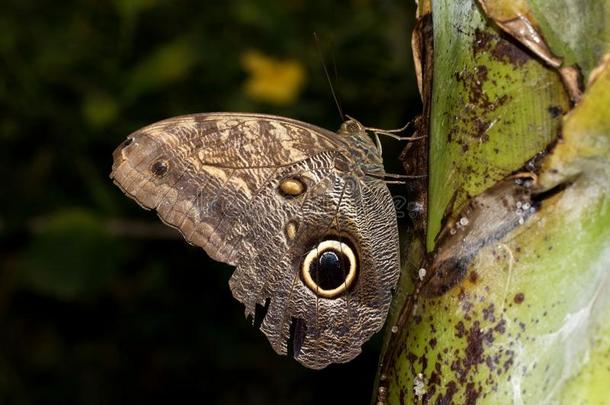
xmin=414 ymin=373 xmax=426 ymax=400
xmin=418 ymin=268 xmax=427 ymax=280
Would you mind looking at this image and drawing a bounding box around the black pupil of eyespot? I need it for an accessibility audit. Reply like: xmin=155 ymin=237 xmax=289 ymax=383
xmin=309 ymin=250 xmax=348 ymax=290
xmin=151 ymin=161 xmax=168 ymax=176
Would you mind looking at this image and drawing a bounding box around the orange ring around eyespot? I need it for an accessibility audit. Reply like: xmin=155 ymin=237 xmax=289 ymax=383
xmin=301 ymin=240 xmax=357 ymax=299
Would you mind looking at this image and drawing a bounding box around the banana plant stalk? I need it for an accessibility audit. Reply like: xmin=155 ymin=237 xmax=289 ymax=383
xmin=375 ymin=1 xmax=610 ymax=403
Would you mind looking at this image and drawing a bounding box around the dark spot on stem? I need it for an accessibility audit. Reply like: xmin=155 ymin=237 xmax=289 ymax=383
xmin=547 ymin=105 xmax=563 ymax=118
xmin=514 ymin=293 xmax=525 ymax=304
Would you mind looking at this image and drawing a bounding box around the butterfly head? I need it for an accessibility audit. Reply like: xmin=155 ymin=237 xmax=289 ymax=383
xmin=336 ymin=116 xmax=385 ymax=172
xmin=337 ymin=117 xmax=366 ymax=137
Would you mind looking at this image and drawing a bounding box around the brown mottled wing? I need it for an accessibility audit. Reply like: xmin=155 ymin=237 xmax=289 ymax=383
xmin=110 ymin=112 xmax=399 ymax=368
xmin=111 ymin=113 xmax=340 ymax=264
xmin=229 ymin=173 xmax=399 ymax=369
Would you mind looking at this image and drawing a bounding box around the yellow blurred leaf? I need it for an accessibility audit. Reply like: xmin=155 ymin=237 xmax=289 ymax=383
xmin=241 ymin=50 xmax=306 ymax=105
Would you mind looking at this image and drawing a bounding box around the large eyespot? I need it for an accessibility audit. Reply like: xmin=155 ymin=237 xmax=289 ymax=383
xmin=301 ymin=240 xmax=357 ymax=299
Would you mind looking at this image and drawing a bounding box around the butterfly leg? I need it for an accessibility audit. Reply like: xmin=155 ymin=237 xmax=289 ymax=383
xmin=373 ymin=130 xmax=426 ymax=142
xmin=374 ymin=132 xmax=383 ymax=157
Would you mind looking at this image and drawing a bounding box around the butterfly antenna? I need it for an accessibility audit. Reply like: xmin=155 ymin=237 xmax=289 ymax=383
xmin=313 ymin=32 xmax=345 ymax=122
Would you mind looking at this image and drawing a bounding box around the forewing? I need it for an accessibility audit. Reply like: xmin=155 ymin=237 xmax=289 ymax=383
xmin=111 ymin=113 xmax=340 ymax=264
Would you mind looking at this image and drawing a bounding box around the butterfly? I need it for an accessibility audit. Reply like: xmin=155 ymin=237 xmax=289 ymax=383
xmin=111 ymin=112 xmax=401 ymax=369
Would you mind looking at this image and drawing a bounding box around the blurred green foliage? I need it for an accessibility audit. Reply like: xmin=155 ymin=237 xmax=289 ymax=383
xmin=0 ymin=0 xmax=419 ymax=403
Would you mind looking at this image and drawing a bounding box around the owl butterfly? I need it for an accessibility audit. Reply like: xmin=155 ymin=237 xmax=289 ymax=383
xmin=111 ymin=113 xmax=400 ymax=369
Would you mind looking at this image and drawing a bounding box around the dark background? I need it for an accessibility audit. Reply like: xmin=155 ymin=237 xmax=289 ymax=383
xmin=0 ymin=0 xmax=420 ymax=403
